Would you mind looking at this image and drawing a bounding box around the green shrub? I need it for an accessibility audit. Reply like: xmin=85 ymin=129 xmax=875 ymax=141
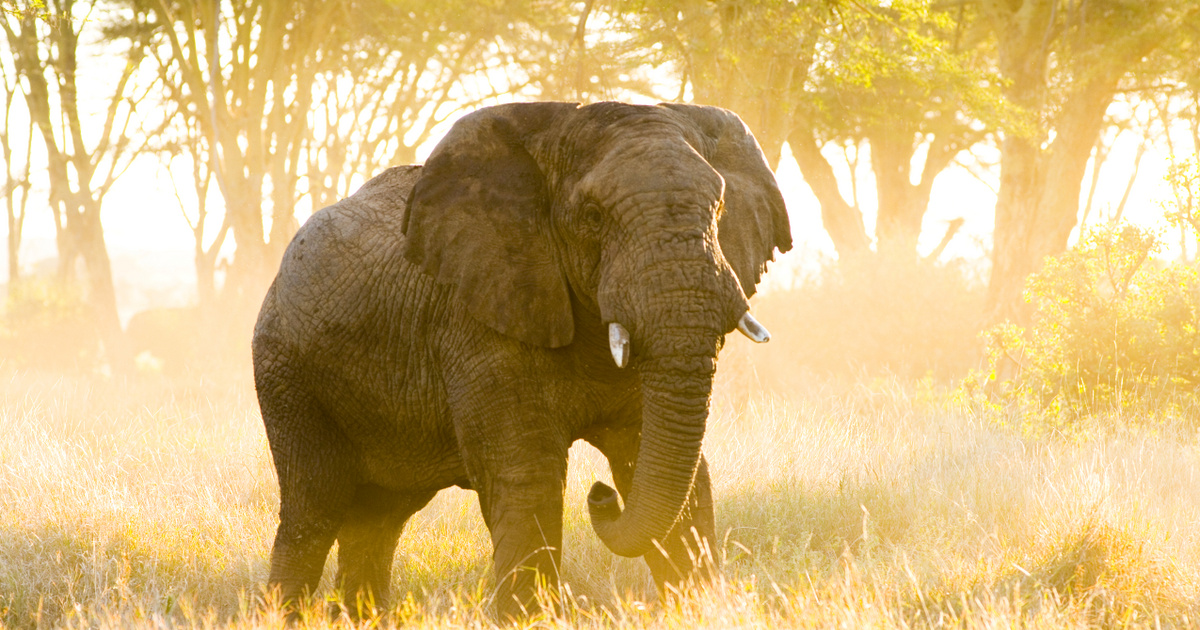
xmin=0 ymin=279 xmax=101 ymax=371
xmin=982 ymin=224 xmax=1200 ymax=425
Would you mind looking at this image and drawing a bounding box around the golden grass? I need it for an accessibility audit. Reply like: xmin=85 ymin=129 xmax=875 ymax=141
xmin=1 ymin=340 xmax=1198 ymax=628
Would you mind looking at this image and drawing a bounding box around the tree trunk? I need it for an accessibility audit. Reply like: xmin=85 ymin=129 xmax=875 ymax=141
xmin=787 ymin=126 xmax=871 ymax=258
xmin=980 ymin=0 xmax=1171 ymax=323
xmin=2 ymin=91 xmax=29 ymax=286
xmin=224 ymin=192 xmax=271 ymax=301
xmin=75 ymin=204 xmax=129 ymax=369
xmin=6 ymin=209 xmax=18 ymax=284
xmin=3 ymin=1 xmax=149 ymax=371
xmin=5 ymin=172 xmax=26 ymax=286
xmin=195 ymin=245 xmax=219 ymax=308
xmin=869 ymin=119 xmax=966 ymax=259
xmin=987 ymin=75 xmax=1120 ymax=323
xmin=870 ymin=127 xmax=923 ymax=256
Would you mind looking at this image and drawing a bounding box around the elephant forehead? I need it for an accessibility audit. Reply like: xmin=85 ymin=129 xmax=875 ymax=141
xmin=569 ymin=101 xmax=664 ymax=131
xmin=589 ymin=169 xmax=724 ymax=216
xmin=581 ymin=143 xmax=722 ymax=198
xmin=553 ymin=105 xmax=689 ymax=154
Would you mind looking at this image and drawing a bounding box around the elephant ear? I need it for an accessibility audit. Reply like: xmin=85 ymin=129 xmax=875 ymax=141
xmin=661 ymin=103 xmax=793 ymax=298
xmin=402 ymin=102 xmax=580 ymax=347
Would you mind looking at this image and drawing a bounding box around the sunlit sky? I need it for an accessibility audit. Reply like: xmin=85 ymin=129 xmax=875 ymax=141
xmin=2 ymin=37 xmax=1193 ymax=319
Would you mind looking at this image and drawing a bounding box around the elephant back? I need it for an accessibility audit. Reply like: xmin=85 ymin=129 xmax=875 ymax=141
xmin=346 ymin=165 xmax=424 ymax=218
xmin=264 ymin=165 xmax=430 ymax=352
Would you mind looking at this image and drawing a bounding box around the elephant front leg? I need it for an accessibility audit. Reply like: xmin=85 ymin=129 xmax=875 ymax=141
xmin=480 ymin=465 xmax=568 ymax=618
xmin=449 ymin=365 xmax=574 ymax=618
xmin=586 ymin=427 xmax=718 ymax=592
xmin=270 ymin=513 xmax=345 ymax=609
xmin=469 ymin=448 xmax=569 ymax=619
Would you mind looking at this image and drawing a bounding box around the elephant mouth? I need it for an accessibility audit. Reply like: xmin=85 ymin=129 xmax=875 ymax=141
xmin=605 ymin=312 xmax=770 ymax=368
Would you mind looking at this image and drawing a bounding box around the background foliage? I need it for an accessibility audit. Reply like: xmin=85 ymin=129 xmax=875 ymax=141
xmin=978 ymin=158 xmax=1200 ymax=432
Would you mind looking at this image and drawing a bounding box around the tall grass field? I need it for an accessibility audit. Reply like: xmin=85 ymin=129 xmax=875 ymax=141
xmin=1 ymin=332 xmax=1198 ymax=628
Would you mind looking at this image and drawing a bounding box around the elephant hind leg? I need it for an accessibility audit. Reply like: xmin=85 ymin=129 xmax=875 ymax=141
xmin=258 ymin=372 xmax=358 ymax=611
xmin=335 ymin=485 xmax=436 ymax=616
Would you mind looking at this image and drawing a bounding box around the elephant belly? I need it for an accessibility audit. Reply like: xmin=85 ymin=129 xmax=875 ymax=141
xmin=318 ymin=364 xmax=467 ymax=493
xmin=355 ymin=421 xmax=466 ymax=491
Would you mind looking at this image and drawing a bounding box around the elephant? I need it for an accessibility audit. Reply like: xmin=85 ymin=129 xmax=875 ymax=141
xmin=251 ymin=101 xmax=792 ymax=617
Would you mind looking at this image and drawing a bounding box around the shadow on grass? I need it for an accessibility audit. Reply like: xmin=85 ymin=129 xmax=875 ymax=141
xmin=710 ymin=475 xmax=1199 ymax=626
xmin=910 ymin=520 xmax=1200 ymax=627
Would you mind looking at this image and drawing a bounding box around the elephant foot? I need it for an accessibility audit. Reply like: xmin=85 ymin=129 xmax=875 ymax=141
xmin=326 ymin=594 xmax=385 ymax=624
xmin=647 ymin=525 xmax=719 ymax=595
xmin=492 ymin=566 xmax=562 ymax=622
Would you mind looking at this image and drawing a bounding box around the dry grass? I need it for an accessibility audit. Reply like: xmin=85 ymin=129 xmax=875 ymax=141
xmin=1 ymin=337 xmax=1198 ymax=628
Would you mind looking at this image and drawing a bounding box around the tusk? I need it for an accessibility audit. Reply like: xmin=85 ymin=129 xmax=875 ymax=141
xmin=608 ymin=322 xmax=630 ymax=368
xmin=737 ymin=312 xmax=771 ymax=343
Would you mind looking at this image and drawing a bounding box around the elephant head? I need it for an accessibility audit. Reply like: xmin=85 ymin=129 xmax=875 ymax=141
xmin=401 ymin=101 xmax=791 ymax=557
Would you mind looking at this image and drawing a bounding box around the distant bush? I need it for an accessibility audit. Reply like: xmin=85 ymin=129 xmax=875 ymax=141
xmin=0 ymin=279 xmax=101 ymax=371
xmin=981 ymin=224 xmax=1200 ymax=425
xmin=126 ymin=306 xmax=203 ymax=375
xmin=751 ymin=255 xmax=986 ymax=382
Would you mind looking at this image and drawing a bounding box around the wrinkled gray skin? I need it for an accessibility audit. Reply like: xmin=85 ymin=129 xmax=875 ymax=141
xmin=252 ymin=101 xmax=791 ymax=617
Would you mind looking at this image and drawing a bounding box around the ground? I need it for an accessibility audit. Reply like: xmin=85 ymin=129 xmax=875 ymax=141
xmin=0 ymin=335 xmax=1197 ymax=628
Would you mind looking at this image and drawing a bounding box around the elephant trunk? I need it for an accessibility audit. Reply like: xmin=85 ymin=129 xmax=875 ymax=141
xmin=589 ymin=271 xmax=742 ymax=558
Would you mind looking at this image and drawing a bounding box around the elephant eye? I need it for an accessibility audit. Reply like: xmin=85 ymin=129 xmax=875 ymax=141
xmin=578 ymin=202 xmax=604 ymax=235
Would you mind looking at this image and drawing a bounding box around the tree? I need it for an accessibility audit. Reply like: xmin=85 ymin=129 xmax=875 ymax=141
xmin=617 ymin=0 xmax=1005 ymax=260
xmin=502 ymin=0 xmax=667 ymax=103
xmin=1077 ymin=93 xmax=1155 ymax=233
xmin=982 ymin=0 xmax=1200 ymax=321
xmin=150 ymin=0 xmax=342 ymax=314
xmin=617 ymin=0 xmax=819 ymax=167
xmin=795 ymin=2 xmax=1005 ymax=256
xmin=614 ymin=0 xmax=862 ymax=253
xmin=1 ymin=0 xmax=163 ymax=366
xmin=149 ymin=0 xmax=572 ymax=318
xmin=1 ymin=36 xmax=32 ymax=285
xmin=1147 ymin=51 xmax=1200 ymax=262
